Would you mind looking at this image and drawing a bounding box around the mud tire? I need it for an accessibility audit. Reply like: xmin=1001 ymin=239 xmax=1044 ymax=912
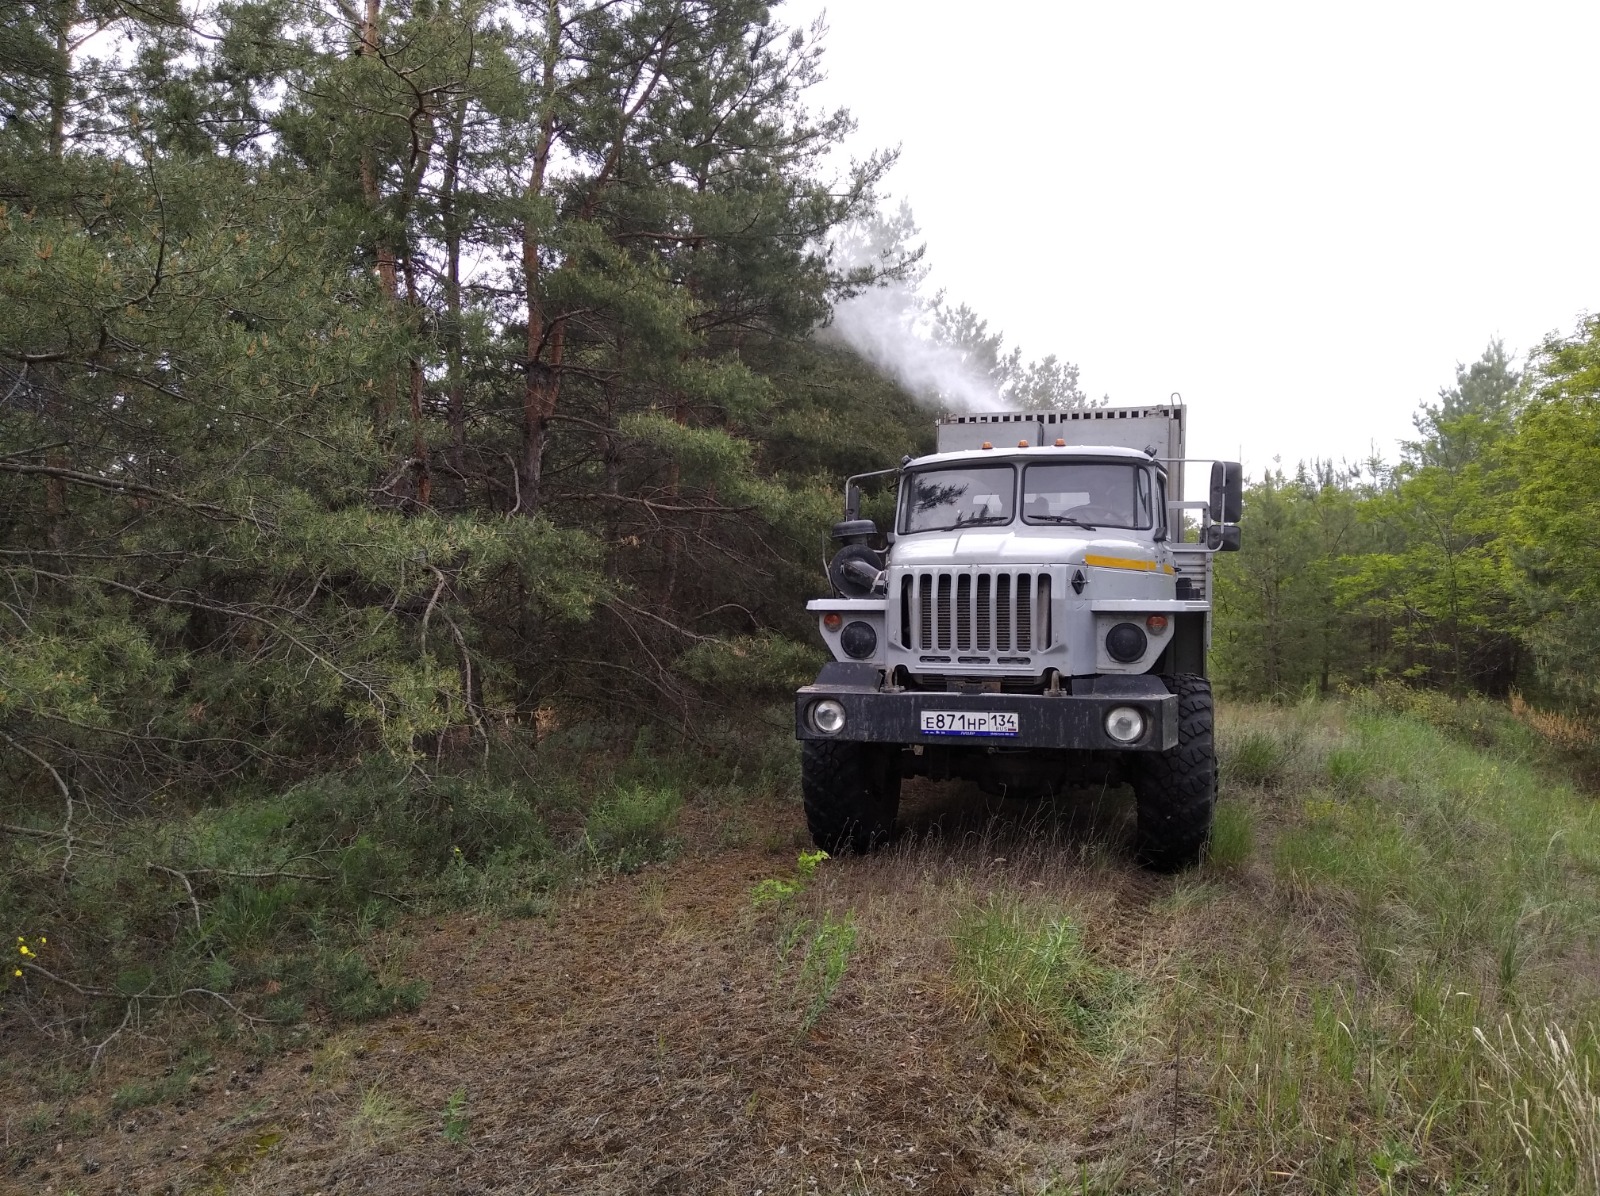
xmin=1130 ymin=674 xmax=1216 ymax=872
xmin=801 ymin=740 xmax=901 ymax=854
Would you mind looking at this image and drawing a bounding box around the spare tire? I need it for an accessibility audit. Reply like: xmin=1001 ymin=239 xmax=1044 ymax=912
xmin=828 ymin=544 xmax=884 ymax=599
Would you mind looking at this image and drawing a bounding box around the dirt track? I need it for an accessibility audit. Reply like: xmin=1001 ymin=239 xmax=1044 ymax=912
xmin=4 ymin=782 xmax=1199 ymax=1195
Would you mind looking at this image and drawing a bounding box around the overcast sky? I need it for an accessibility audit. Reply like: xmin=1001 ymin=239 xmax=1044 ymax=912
xmin=785 ymin=0 xmax=1600 ymax=478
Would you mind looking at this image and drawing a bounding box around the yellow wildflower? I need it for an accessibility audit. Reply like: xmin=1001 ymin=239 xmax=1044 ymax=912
xmin=11 ymin=969 xmax=19 ymax=978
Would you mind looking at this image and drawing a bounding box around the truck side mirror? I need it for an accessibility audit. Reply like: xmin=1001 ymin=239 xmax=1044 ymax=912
xmin=1209 ymin=461 xmax=1243 ymax=524
xmin=844 ymin=482 xmax=862 ymax=522
xmin=1205 ymin=523 xmax=1242 ymax=552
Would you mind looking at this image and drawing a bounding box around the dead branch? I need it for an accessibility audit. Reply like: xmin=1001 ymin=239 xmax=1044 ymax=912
xmin=19 ymin=962 xmax=113 ymax=997
xmin=146 ymin=863 xmax=203 ymax=932
xmin=1 ymin=822 xmax=109 ymax=850
xmin=0 ymin=460 xmax=239 ymax=523
xmin=89 ymin=1002 xmax=135 ymax=1073
xmin=580 ymin=492 xmax=755 ymax=516
xmin=0 ymin=729 xmax=78 ymax=879
xmin=420 ymin=564 xmax=448 ymax=651
xmin=604 ymin=598 xmax=713 ymax=642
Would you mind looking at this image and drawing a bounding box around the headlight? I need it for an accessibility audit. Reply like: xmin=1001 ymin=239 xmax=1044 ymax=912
xmin=1105 ymin=622 xmax=1148 ymax=663
xmin=1105 ymin=706 xmax=1145 ymax=743
xmin=811 ymin=699 xmax=847 ymax=734
xmin=840 ymin=620 xmax=878 ymax=659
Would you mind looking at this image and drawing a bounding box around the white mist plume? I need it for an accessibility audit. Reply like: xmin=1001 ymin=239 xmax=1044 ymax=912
xmin=818 ymin=205 xmax=1003 ymax=413
xmin=818 ymin=203 xmax=1091 ymax=413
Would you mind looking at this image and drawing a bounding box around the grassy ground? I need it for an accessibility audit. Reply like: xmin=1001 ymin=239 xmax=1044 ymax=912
xmin=4 ymin=695 xmax=1600 ymax=1193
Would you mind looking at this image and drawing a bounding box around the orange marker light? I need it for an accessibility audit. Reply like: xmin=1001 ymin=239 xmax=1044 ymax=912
xmin=1017 ymin=439 xmax=1029 ymax=448
xmin=1146 ymin=614 xmax=1169 ymax=634
xmin=822 ymin=612 xmax=843 ymax=631
xmin=980 ymin=441 xmax=993 ymax=450
xmin=1055 ymin=438 xmax=1066 ymax=447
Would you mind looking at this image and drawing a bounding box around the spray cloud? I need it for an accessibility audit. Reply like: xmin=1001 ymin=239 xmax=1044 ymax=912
xmin=818 ymin=204 xmax=1089 ymax=414
xmin=817 ymin=205 xmax=1003 ymax=413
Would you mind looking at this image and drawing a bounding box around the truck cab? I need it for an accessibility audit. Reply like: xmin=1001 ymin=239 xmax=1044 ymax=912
xmin=794 ymin=404 xmax=1241 ymax=870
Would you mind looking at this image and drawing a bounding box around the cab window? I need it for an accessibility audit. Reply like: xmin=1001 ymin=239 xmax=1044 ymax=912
xmin=901 ymin=465 xmax=1016 ymax=534
xmin=1021 ymin=463 xmax=1156 ymax=530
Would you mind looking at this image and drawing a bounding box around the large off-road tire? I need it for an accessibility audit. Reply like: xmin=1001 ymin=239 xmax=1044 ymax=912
xmin=1130 ymin=674 xmax=1216 ymax=872
xmin=801 ymin=740 xmax=901 ymax=854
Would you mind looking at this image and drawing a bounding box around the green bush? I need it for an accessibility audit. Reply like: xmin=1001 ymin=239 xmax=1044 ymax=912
xmin=584 ymin=783 xmax=682 ymax=873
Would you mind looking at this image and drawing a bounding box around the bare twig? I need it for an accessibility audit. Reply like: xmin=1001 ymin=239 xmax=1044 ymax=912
xmin=502 ymin=451 xmax=521 ymax=515
xmin=18 ymin=962 xmax=113 ymax=997
xmin=420 ymin=565 xmax=447 ymax=651
xmin=0 ymin=460 xmax=238 ymax=522
xmin=0 ymin=729 xmax=77 ymax=879
xmin=186 ymin=866 xmax=330 ymax=882
xmin=146 ymin=863 xmax=203 ymax=933
xmin=604 ymin=598 xmax=713 ymax=642
xmin=90 ymin=1002 xmax=135 ymax=1073
xmin=1 ymin=822 xmax=108 ymax=850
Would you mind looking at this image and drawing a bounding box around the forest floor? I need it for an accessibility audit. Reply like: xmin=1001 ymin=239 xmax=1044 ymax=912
xmin=4 ymin=782 xmax=1192 ymax=1196
xmin=6 ymin=699 xmax=1600 ymax=1195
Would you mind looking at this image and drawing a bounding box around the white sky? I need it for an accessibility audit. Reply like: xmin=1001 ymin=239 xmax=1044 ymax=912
xmin=786 ymin=0 xmax=1600 ymax=477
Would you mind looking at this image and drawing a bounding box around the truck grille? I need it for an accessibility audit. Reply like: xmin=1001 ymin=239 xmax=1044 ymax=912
xmin=899 ymin=570 xmax=1052 ymax=656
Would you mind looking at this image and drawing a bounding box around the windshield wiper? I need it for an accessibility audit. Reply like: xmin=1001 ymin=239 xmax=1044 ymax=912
xmin=1029 ymin=514 xmax=1099 ymax=530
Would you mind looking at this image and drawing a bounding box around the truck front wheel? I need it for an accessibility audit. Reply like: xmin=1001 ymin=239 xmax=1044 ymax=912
xmin=1130 ymin=674 xmax=1216 ymax=871
xmin=801 ymin=740 xmax=901 ymax=854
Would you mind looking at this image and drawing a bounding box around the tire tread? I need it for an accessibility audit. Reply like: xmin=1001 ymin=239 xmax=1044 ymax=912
xmin=1131 ymin=674 xmax=1216 ymax=871
xmin=801 ymin=740 xmax=900 ymax=854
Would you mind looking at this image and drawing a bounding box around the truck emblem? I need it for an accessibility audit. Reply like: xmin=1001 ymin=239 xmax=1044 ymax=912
xmin=1071 ymin=569 xmax=1087 ymax=594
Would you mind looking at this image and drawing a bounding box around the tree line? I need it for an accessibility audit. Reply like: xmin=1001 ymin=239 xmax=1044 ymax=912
xmin=1212 ymin=322 xmax=1600 ymax=712
xmin=0 ymin=0 xmax=969 ymax=808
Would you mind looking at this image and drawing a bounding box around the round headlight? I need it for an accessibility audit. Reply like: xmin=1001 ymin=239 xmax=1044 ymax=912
xmin=1105 ymin=706 xmax=1145 ymax=743
xmin=840 ymin=620 xmax=878 ymax=660
xmin=811 ymin=699 xmax=846 ymax=734
xmin=1105 ymin=622 xmax=1148 ymax=663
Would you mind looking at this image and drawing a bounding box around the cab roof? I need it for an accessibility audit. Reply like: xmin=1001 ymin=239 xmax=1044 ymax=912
xmin=905 ymin=444 xmax=1164 ymax=470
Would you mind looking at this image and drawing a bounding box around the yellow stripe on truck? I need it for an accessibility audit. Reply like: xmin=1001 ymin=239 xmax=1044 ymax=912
xmin=1084 ymin=554 xmax=1176 ymax=574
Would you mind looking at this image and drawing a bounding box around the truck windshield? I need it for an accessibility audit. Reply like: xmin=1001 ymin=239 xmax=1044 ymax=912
xmin=901 ymin=465 xmax=1015 ymax=534
xmin=1022 ymin=462 xmax=1156 ymax=530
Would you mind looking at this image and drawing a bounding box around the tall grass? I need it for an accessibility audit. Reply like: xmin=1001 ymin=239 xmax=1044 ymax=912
xmin=951 ymin=897 xmax=1134 ymax=1059
xmin=1189 ymin=697 xmax=1600 ymax=1192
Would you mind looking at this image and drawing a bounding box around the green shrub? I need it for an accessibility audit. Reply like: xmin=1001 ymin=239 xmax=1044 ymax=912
xmin=584 ymin=783 xmax=681 ymax=873
xmin=794 ymin=912 xmax=857 ymax=1031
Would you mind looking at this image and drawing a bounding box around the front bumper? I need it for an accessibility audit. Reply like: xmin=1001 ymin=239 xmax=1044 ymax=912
xmin=794 ymin=664 xmax=1177 ymax=751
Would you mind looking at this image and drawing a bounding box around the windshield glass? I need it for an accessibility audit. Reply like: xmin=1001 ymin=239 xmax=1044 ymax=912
xmin=1022 ymin=462 xmax=1156 ymax=530
xmin=901 ymin=465 xmax=1016 ymax=534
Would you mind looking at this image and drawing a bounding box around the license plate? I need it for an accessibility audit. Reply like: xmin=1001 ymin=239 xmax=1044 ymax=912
xmin=920 ymin=710 xmax=1019 ymax=737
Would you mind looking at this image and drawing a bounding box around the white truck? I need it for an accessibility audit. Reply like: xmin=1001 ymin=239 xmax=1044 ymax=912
xmin=793 ymin=403 xmax=1241 ymax=870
